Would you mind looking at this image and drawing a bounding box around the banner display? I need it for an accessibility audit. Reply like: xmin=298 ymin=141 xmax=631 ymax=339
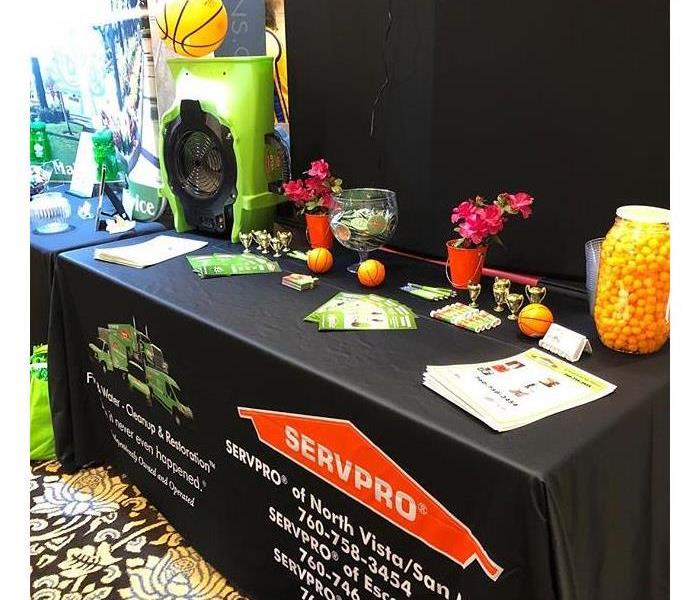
xmin=49 ymin=241 xmax=668 ymax=600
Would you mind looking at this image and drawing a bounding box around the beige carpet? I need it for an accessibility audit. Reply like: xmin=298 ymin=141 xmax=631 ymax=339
xmin=30 ymin=460 xmax=249 ymax=600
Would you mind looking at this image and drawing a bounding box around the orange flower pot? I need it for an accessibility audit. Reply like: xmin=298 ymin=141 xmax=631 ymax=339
xmin=305 ymin=213 xmax=334 ymax=249
xmin=446 ymin=240 xmax=487 ymax=288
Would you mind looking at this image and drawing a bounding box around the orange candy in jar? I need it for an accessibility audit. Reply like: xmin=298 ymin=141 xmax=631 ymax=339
xmin=594 ymin=206 xmax=670 ymax=354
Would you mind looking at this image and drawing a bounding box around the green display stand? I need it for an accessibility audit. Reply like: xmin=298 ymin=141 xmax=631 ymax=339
xmin=159 ymin=57 xmax=284 ymax=242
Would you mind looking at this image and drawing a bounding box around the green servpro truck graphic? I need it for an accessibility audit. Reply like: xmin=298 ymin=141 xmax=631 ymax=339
xmin=89 ymin=320 xmax=193 ymax=424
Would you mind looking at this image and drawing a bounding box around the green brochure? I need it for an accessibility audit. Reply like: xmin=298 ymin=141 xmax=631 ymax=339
xmin=306 ymin=293 xmax=417 ymax=331
xmin=187 ymin=254 xmax=280 ymax=278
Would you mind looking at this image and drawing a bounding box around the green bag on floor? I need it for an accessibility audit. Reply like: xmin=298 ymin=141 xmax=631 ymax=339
xmin=30 ymin=345 xmax=56 ymax=460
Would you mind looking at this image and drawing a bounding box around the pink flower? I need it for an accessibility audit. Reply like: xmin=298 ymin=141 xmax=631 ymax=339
xmin=282 ymin=179 xmax=312 ymax=206
xmin=481 ymin=204 xmax=504 ymax=235
xmin=307 ymin=159 xmax=331 ymax=180
xmin=457 ymin=210 xmax=490 ymax=246
xmin=505 ymin=192 xmax=534 ymax=219
xmin=451 ymin=200 xmax=477 ymax=224
xmin=305 ymin=176 xmax=328 ymax=196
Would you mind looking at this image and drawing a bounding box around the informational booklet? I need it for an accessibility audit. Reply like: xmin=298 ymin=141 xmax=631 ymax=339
xmin=187 ymin=253 xmax=280 ymax=278
xmin=94 ymin=235 xmax=208 ymax=268
xmin=423 ymin=348 xmax=616 ymax=431
xmin=305 ymin=293 xmax=417 ymax=331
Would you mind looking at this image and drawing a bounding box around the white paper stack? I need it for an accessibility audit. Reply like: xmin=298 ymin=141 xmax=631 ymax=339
xmin=94 ymin=235 xmax=208 ymax=268
xmin=423 ymin=348 xmax=616 ymax=432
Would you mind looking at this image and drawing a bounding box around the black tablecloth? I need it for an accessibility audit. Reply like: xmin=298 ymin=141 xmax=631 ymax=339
xmin=30 ymin=192 xmax=166 ymax=347
xmin=48 ymin=232 xmax=669 ymax=600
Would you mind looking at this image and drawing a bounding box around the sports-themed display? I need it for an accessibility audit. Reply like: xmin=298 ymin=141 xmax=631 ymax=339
xmin=34 ymin=7 xmax=670 ymax=599
xmin=155 ymin=0 xmax=229 ymax=58
xmin=160 ymin=56 xmax=287 ymax=240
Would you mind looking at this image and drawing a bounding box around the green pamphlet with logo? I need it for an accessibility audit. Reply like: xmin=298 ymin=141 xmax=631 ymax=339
xmin=187 ymin=253 xmax=281 ymax=278
xmin=306 ymin=293 xmax=417 ymax=331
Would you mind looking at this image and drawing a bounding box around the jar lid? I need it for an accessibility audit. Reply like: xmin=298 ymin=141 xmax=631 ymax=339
xmin=30 ymin=120 xmax=46 ymax=131
xmin=616 ymin=205 xmax=670 ymax=224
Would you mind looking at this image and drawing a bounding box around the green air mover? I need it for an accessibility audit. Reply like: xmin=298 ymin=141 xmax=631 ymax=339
xmin=159 ymin=57 xmax=288 ymax=241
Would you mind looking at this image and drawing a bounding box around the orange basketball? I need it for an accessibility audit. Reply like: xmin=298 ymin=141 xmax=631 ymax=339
xmin=518 ymin=303 xmax=554 ymax=338
xmin=307 ymin=248 xmax=333 ymax=273
xmin=357 ymin=259 xmax=386 ymax=287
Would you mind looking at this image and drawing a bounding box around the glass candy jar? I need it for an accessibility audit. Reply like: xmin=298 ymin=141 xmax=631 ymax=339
xmin=594 ymin=205 xmax=670 ymax=354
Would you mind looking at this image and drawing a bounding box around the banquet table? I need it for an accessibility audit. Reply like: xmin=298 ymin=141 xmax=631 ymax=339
xmin=48 ymin=231 xmax=669 ymax=600
xmin=30 ymin=190 xmax=166 ymax=348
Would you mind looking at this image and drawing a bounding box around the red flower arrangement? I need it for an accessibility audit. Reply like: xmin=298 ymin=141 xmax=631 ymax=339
xmin=282 ymin=159 xmax=343 ymax=215
xmin=451 ymin=192 xmax=534 ymax=248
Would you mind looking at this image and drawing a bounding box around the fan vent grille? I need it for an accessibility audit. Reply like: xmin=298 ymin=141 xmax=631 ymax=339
xmin=177 ymin=131 xmax=224 ymax=198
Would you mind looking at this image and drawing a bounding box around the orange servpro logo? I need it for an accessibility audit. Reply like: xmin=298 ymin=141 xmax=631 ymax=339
xmin=238 ymin=407 xmax=503 ymax=581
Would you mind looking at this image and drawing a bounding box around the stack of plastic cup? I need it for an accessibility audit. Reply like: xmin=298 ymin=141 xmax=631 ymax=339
xmin=585 ymin=238 xmax=604 ymax=315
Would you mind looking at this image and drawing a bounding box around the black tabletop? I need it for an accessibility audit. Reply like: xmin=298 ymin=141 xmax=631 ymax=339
xmin=55 ymin=230 xmax=669 ymax=478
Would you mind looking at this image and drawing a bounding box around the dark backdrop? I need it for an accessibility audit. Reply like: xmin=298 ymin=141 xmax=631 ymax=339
xmin=285 ymin=0 xmax=669 ymax=280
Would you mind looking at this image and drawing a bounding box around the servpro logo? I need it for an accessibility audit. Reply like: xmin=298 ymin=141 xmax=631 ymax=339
xmin=284 ymin=424 xmax=418 ymax=522
xmin=238 ymin=408 xmax=503 ymax=581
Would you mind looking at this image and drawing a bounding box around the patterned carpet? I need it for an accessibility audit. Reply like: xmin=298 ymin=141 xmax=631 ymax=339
xmin=30 ymin=461 xmax=249 ymax=600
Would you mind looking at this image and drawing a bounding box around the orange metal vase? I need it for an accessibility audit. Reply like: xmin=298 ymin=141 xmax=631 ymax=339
xmin=305 ymin=213 xmax=334 ymax=249
xmin=446 ymin=240 xmax=486 ymax=288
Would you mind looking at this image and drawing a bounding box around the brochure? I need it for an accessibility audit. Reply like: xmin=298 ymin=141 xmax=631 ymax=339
xmin=187 ymin=254 xmax=281 ymax=278
xmin=94 ymin=236 xmax=208 ymax=268
xmin=423 ymin=348 xmax=616 ymax=431
xmin=306 ymin=293 xmax=417 ymax=331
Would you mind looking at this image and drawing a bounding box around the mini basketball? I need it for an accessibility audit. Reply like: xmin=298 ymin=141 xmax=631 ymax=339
xmin=155 ymin=0 xmax=228 ymax=58
xmin=357 ymin=259 xmax=386 ymax=287
xmin=518 ymin=303 xmax=554 ymax=338
xmin=307 ymin=248 xmax=333 ymax=274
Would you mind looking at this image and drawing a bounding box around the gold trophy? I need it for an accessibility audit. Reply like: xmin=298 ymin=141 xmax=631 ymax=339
xmin=494 ymin=277 xmax=511 ymax=292
xmin=506 ymin=293 xmax=524 ymax=321
xmin=525 ymin=284 xmax=547 ymax=304
xmin=270 ymin=237 xmax=283 ymax=258
xmin=277 ymin=230 xmax=293 ymax=253
xmin=492 ymin=281 xmax=509 ymax=312
xmin=467 ymin=283 xmax=481 ymax=308
xmin=258 ymin=231 xmax=271 ymax=254
xmin=239 ymin=232 xmax=254 ymax=254
xmin=253 ymin=229 xmax=266 ymax=250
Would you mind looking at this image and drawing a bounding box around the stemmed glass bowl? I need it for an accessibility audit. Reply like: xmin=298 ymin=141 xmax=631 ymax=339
xmin=329 ymin=188 xmax=398 ymax=273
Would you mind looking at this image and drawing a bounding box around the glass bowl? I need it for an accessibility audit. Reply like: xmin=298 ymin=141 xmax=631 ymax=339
xmin=30 ymin=192 xmax=72 ymax=234
xmin=329 ymin=188 xmax=398 ymax=272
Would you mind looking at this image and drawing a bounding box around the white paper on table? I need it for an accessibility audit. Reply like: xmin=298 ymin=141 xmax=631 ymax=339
xmin=94 ymin=235 xmax=207 ymax=268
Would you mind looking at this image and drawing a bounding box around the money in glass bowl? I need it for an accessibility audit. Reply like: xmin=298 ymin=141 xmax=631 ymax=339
xmin=329 ymin=188 xmax=398 ymax=273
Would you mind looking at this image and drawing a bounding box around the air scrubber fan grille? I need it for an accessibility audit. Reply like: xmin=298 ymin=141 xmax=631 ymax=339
xmin=177 ymin=131 xmax=224 ymax=199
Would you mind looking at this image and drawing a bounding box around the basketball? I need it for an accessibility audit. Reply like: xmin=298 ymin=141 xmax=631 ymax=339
xmin=307 ymin=248 xmax=333 ymax=274
xmin=357 ymin=259 xmax=386 ymax=287
xmin=518 ymin=303 xmax=554 ymax=338
xmin=155 ymin=0 xmax=228 ymax=58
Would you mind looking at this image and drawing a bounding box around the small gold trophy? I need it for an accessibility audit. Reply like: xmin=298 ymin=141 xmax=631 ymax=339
xmin=253 ymin=230 xmax=266 ymax=250
xmin=270 ymin=237 xmax=283 ymax=258
xmin=494 ymin=277 xmax=511 ymax=292
xmin=277 ymin=230 xmax=293 ymax=253
xmin=492 ymin=281 xmax=509 ymax=312
xmin=258 ymin=231 xmax=271 ymax=254
xmin=239 ymin=232 xmax=253 ymax=254
xmin=525 ymin=284 xmax=547 ymax=304
xmin=506 ymin=293 xmax=524 ymax=321
xmin=467 ymin=283 xmax=481 ymax=308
